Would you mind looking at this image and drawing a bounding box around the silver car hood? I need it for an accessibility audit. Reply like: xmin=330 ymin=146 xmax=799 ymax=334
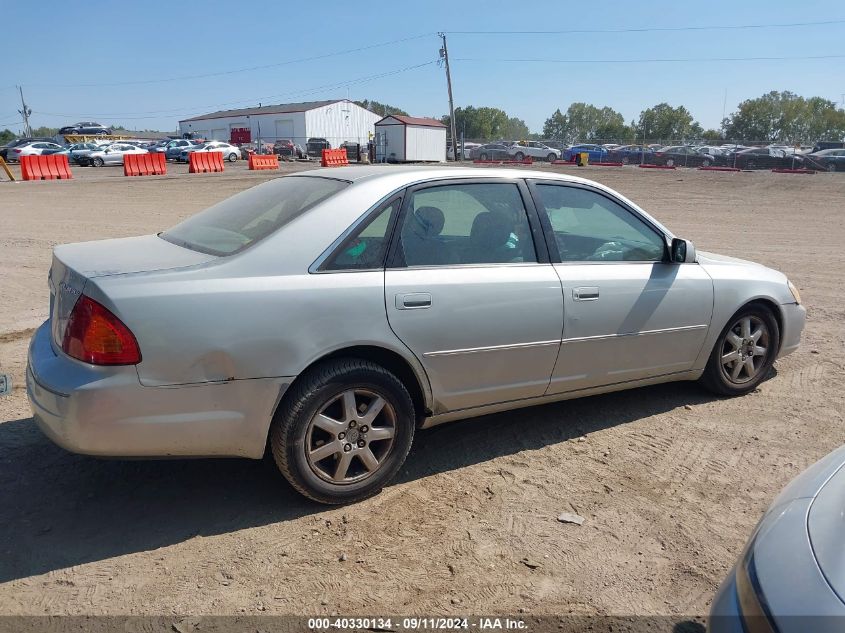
xmin=696 ymin=250 xmax=766 ymax=268
xmin=53 ymin=234 xmax=216 ymax=278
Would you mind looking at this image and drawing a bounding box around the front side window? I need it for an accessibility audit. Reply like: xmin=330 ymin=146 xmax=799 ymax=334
xmin=396 ymin=182 xmax=537 ymax=267
xmin=162 ymin=176 xmax=348 ymax=256
xmin=534 ymin=184 xmax=666 ymax=262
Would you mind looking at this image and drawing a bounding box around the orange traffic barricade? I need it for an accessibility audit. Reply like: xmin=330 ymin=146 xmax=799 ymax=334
xmin=189 ymin=151 xmax=225 ymax=173
xmin=20 ymin=154 xmax=73 ymax=181
xmin=124 ymin=152 xmax=167 ymax=176
xmin=321 ymin=148 xmax=349 ymax=167
xmin=248 ymin=154 xmax=279 ymax=170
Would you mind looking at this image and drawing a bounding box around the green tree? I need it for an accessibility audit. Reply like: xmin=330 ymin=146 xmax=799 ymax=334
xmin=542 ymin=109 xmax=567 ymax=140
xmin=636 ymin=103 xmax=700 ymax=142
xmin=701 ymin=129 xmax=723 ymax=142
xmin=354 ymin=99 xmax=409 ymax=117
xmin=442 ymin=106 xmax=518 ymax=141
xmin=722 ymin=91 xmax=845 ymax=143
xmin=0 ymin=128 xmax=14 ymax=144
xmin=564 ymin=103 xmax=629 ymax=143
xmin=30 ymin=126 xmax=58 ymax=137
xmin=504 ymin=116 xmax=530 ymax=141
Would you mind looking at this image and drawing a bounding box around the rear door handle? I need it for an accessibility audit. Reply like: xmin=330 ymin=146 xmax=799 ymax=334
xmin=573 ymin=286 xmax=599 ymax=301
xmin=396 ymin=293 xmax=432 ymax=309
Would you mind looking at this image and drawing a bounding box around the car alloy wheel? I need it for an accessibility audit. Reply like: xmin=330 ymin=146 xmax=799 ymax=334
xmin=622 ymin=156 xmax=630 ymax=165
xmin=827 ymin=163 xmax=836 ymax=172
xmin=305 ymin=388 xmax=397 ymax=484
xmin=701 ymin=305 xmax=779 ymax=396
xmin=719 ymin=315 xmax=771 ymax=385
xmin=547 ymin=153 xmax=557 ymax=162
xmin=92 ymin=157 xmax=104 ymax=167
xmin=269 ymin=358 xmax=415 ymax=504
xmin=665 ymin=158 xmax=675 ymax=167
xmin=514 ymin=152 xmax=525 ymax=161
xmin=479 ymin=153 xmax=488 ymax=161
xmin=702 ymin=158 xmax=712 ymax=167
xmin=228 ymin=153 xmax=237 ymax=162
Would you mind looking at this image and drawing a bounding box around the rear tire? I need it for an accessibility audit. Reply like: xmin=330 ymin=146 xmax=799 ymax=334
xmin=514 ymin=151 xmax=525 ymax=161
xmin=700 ymin=304 xmax=780 ymax=397
xmin=269 ymin=358 xmax=415 ymax=505
xmin=92 ymin=157 xmax=104 ymax=167
xmin=479 ymin=153 xmax=488 ymax=161
xmin=228 ymin=152 xmax=237 ymax=162
xmin=547 ymin=153 xmax=557 ymax=162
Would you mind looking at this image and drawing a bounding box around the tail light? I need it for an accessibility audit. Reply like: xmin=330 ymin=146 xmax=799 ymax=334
xmin=13 ymin=148 xmax=21 ymax=153
xmin=62 ymin=295 xmax=141 ymax=365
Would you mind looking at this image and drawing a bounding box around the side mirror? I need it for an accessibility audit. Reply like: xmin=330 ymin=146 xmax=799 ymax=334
xmin=671 ymin=238 xmax=696 ymax=263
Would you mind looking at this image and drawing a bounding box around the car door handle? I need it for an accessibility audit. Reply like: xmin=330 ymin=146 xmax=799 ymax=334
xmin=396 ymin=293 xmax=432 ymax=310
xmin=573 ymin=286 xmax=599 ymax=301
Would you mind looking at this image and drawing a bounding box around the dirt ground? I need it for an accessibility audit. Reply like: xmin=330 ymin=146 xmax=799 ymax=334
xmin=1 ymin=162 xmax=843 ymax=622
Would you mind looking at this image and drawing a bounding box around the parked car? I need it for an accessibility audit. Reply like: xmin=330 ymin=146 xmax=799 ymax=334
xmin=76 ymin=143 xmax=148 ymax=167
xmin=164 ymin=139 xmax=199 ymax=161
xmin=144 ymin=140 xmax=171 ymax=153
xmin=709 ymin=444 xmax=845 ymax=632
xmin=58 ymin=122 xmax=112 ymax=136
xmin=26 ymin=167 xmax=805 ymax=504
xmin=607 ymin=145 xmax=652 ymax=164
xmin=273 ymin=139 xmax=305 ymax=159
xmin=470 ymin=143 xmax=512 ymax=161
xmin=562 ymin=144 xmax=609 ymax=162
xmin=0 ymin=137 xmax=56 ymax=160
xmin=306 ymin=137 xmax=331 ymax=158
xmin=811 ymin=141 xmax=845 ymax=153
xmin=652 ymin=145 xmax=719 ymax=167
xmin=178 ymin=141 xmax=241 ymax=163
xmin=728 ymin=147 xmax=803 ymax=170
xmin=509 ymin=141 xmax=560 ymax=162
xmin=58 ymin=143 xmax=102 ymax=164
xmin=5 ymin=141 xmax=64 ymax=162
xmin=803 ymin=148 xmax=845 ymax=172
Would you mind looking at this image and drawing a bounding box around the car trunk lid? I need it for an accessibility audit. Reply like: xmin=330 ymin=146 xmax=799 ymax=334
xmin=49 ymin=235 xmax=216 ymax=347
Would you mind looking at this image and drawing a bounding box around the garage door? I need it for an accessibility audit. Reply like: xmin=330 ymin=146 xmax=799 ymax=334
xmin=210 ymin=128 xmax=227 ymax=141
xmin=275 ymin=119 xmax=294 ymax=141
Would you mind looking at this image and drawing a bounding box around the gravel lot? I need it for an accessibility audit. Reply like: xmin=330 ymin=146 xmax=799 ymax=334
xmin=1 ymin=162 xmax=843 ymax=622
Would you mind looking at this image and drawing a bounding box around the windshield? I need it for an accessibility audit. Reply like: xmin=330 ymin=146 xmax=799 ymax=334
xmin=160 ymin=175 xmax=349 ymax=256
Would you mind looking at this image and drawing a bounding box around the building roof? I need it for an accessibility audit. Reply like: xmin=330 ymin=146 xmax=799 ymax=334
xmin=179 ymin=100 xmax=351 ymax=123
xmin=376 ymin=115 xmax=446 ymax=128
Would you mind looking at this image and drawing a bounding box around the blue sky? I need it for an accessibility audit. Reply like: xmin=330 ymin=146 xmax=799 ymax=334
xmin=3 ymin=1 xmax=843 ymax=134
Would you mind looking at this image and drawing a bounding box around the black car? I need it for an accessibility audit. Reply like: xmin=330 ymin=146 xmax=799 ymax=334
xmin=651 ymin=145 xmax=720 ymax=167
xmin=0 ymin=137 xmax=56 ymax=160
xmin=305 ymin=137 xmax=331 ymax=158
xmin=58 ymin=122 xmax=112 ymax=136
xmin=470 ymin=143 xmax=511 ymax=161
xmin=727 ymin=147 xmax=804 ymax=170
xmin=811 ymin=141 xmax=845 ymax=153
xmin=803 ymin=148 xmax=845 ymax=172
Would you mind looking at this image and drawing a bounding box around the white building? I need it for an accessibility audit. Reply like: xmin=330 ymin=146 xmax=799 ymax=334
xmin=178 ymin=99 xmax=380 ymax=148
xmin=374 ymin=115 xmax=447 ymax=163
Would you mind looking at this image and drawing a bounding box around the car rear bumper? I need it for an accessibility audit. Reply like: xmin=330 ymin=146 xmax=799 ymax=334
xmin=778 ymin=302 xmax=806 ymax=358
xmin=27 ymin=321 xmax=289 ymax=459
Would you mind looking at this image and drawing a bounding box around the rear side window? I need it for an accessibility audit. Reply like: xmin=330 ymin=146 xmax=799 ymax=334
xmin=161 ymin=176 xmax=348 ymax=256
xmin=322 ymin=199 xmax=400 ymax=271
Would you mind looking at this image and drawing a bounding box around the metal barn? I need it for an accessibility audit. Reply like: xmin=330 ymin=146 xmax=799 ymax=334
xmin=177 ymin=100 xmax=380 ymax=148
xmin=374 ymin=115 xmax=447 ymax=163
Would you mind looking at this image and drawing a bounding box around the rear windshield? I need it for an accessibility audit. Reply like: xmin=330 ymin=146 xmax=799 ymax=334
xmin=160 ymin=175 xmax=349 ymax=256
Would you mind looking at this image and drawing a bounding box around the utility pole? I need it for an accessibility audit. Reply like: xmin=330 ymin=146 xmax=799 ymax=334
xmin=17 ymin=86 xmax=32 ymax=137
xmin=439 ymin=32 xmax=458 ymax=161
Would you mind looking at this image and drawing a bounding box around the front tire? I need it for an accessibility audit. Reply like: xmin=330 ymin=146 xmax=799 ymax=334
xmin=514 ymin=151 xmax=525 ymax=161
xmin=270 ymin=358 xmax=415 ymax=504
xmin=228 ymin=152 xmax=238 ymax=162
xmin=547 ymin=153 xmax=557 ymax=163
xmin=700 ymin=305 xmax=780 ymax=396
xmin=92 ymin=157 xmax=104 ymax=167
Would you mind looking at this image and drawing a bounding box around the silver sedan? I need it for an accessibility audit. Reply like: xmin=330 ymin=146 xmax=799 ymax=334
xmin=80 ymin=143 xmax=149 ymax=167
xmin=27 ymin=167 xmax=805 ymax=504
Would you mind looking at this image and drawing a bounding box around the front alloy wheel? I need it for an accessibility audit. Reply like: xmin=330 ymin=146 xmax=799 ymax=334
xmin=701 ymin=306 xmax=779 ymax=396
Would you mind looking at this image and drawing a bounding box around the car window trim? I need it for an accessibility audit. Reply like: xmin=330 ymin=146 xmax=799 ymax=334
xmin=525 ymin=179 xmax=670 ymax=264
xmin=385 ymin=177 xmax=550 ymax=270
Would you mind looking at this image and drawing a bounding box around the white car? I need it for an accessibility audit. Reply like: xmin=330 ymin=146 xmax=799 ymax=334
xmin=6 ymin=141 xmax=64 ymax=162
xmin=80 ymin=143 xmax=149 ymax=167
xmin=508 ymin=141 xmax=561 ymax=162
xmin=179 ymin=141 xmax=241 ymax=163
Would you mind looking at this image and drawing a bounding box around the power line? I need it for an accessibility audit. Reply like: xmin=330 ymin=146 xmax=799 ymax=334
xmin=448 ymin=18 xmax=845 ymax=35
xmin=31 ymin=61 xmax=439 ymax=121
xmin=453 ymin=53 xmax=845 ymax=64
xmin=20 ymin=33 xmax=436 ymax=89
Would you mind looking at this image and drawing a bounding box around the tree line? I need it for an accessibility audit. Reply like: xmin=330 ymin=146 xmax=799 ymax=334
xmin=440 ymin=91 xmax=845 ymax=144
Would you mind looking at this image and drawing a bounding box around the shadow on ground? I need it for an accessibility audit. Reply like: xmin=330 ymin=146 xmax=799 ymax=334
xmin=0 ymin=381 xmax=717 ymax=583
